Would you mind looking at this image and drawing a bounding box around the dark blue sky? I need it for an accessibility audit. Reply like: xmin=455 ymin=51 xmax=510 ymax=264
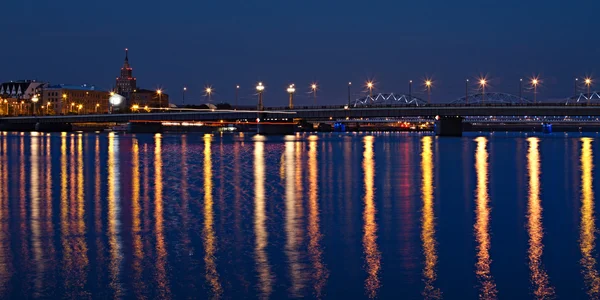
xmin=1 ymin=0 xmax=598 ymax=105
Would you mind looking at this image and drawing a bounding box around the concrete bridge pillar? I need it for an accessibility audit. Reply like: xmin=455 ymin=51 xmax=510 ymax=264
xmin=35 ymin=123 xmax=72 ymax=132
xmin=126 ymin=122 xmax=163 ymax=133
xmin=434 ymin=116 xmax=463 ymax=137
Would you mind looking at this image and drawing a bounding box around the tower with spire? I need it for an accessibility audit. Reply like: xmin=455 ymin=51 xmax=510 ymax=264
xmin=115 ymin=48 xmax=137 ymax=95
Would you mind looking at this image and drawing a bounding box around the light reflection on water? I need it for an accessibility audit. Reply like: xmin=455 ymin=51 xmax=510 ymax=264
xmin=0 ymin=132 xmax=598 ymax=299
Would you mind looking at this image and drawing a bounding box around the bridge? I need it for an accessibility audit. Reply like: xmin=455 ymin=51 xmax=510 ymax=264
xmin=2 ymin=91 xmax=600 ymax=136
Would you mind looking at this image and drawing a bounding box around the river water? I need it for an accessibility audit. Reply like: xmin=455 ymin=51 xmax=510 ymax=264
xmin=0 ymin=131 xmax=599 ymax=299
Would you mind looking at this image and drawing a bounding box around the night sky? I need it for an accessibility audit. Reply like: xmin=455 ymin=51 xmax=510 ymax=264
xmin=1 ymin=0 xmax=598 ymax=105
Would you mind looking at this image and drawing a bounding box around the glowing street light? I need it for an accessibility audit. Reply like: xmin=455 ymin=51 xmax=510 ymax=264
xmin=47 ymin=102 xmax=51 ymax=114
xmin=366 ymin=81 xmax=374 ymax=98
xmin=409 ymin=80 xmax=413 ymax=100
xmin=156 ymin=89 xmax=163 ymax=108
xmin=519 ymin=78 xmax=523 ymax=102
xmin=77 ymin=104 xmax=83 ymax=114
xmin=348 ymin=82 xmax=352 ymax=106
xmin=585 ymin=77 xmax=593 ymax=104
xmin=256 ymin=82 xmax=265 ymax=111
xmin=465 ymin=79 xmax=469 ymax=104
xmin=183 ymin=87 xmax=187 ymax=105
xmin=311 ymin=83 xmax=317 ymax=105
xmin=31 ymin=95 xmax=39 ymax=115
xmin=479 ymin=78 xmax=487 ymax=103
xmin=425 ymin=80 xmax=432 ymax=104
xmin=95 ymin=103 xmax=100 ymax=113
xmin=205 ymin=86 xmax=212 ymax=102
xmin=531 ymin=77 xmax=540 ymax=104
xmin=235 ymin=85 xmax=240 ymax=110
xmin=3 ymin=99 xmax=7 ymax=116
xmin=287 ymin=84 xmax=296 ymax=108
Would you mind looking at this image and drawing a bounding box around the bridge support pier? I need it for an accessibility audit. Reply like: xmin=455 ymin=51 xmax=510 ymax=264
xmin=35 ymin=122 xmax=72 ymax=132
xmin=0 ymin=123 xmax=37 ymax=132
xmin=257 ymin=123 xmax=295 ymax=135
xmin=434 ymin=116 xmax=463 ymax=137
xmin=127 ymin=122 xmax=163 ymax=133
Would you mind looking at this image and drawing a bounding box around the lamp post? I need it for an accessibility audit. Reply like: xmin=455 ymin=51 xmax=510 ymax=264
xmin=47 ymin=102 xmax=50 ymax=115
xmin=585 ymin=78 xmax=593 ymax=105
xmin=235 ymin=85 xmax=239 ymax=110
xmin=183 ymin=87 xmax=187 ymax=105
xmin=465 ymin=79 xmax=469 ymax=104
xmin=366 ymin=81 xmax=374 ymax=98
xmin=531 ymin=78 xmax=539 ymax=104
xmin=256 ymin=82 xmax=265 ymax=111
xmin=95 ymin=103 xmax=99 ymax=113
xmin=78 ymin=104 xmax=82 ymax=114
xmin=348 ymin=82 xmax=352 ymax=106
xmin=519 ymin=78 xmax=523 ymax=103
xmin=311 ymin=83 xmax=317 ymax=106
xmin=575 ymin=78 xmax=579 ymax=97
xmin=287 ymin=84 xmax=295 ymax=109
xmin=156 ymin=89 xmax=162 ymax=109
xmin=479 ymin=78 xmax=487 ymax=103
xmin=70 ymin=102 xmax=75 ymax=113
xmin=31 ymin=95 xmax=39 ymax=115
xmin=3 ymin=99 xmax=7 ymax=116
xmin=425 ymin=80 xmax=432 ymax=104
xmin=205 ymin=87 xmax=212 ymax=103
xmin=409 ymin=80 xmax=413 ymax=100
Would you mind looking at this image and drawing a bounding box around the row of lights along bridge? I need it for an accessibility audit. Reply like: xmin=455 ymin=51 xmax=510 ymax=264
xmin=176 ymin=76 xmax=594 ymax=107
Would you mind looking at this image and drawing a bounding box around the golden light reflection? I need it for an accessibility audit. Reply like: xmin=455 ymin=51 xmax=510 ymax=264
xmin=154 ymin=133 xmax=171 ymax=298
xmin=30 ymin=134 xmax=43 ymax=295
xmin=75 ymin=135 xmax=89 ymax=286
xmin=254 ymin=140 xmax=272 ymax=299
xmin=0 ymin=136 xmax=10 ymax=295
xmin=474 ymin=137 xmax=497 ymax=299
xmin=579 ymin=138 xmax=600 ymax=297
xmin=362 ymin=135 xmax=380 ymax=299
xmin=108 ymin=134 xmax=123 ymax=297
xmin=308 ymin=138 xmax=328 ymax=297
xmin=421 ymin=136 xmax=441 ymax=299
xmin=19 ymin=136 xmax=28 ymax=266
xmin=131 ymin=138 xmax=146 ymax=296
xmin=203 ymin=134 xmax=222 ymax=298
xmin=94 ymin=135 xmax=105 ymax=284
xmin=286 ymin=140 xmax=307 ymax=297
xmin=526 ymin=137 xmax=555 ymax=298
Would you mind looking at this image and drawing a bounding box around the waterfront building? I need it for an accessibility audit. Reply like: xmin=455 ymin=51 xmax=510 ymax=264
xmin=43 ymin=84 xmax=111 ymax=115
xmin=130 ymin=88 xmax=170 ymax=109
xmin=0 ymin=80 xmax=46 ymax=115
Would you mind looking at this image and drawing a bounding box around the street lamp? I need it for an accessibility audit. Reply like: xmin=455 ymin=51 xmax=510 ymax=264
xmin=425 ymin=80 xmax=432 ymax=104
xmin=409 ymin=80 xmax=413 ymax=100
xmin=465 ymin=79 xmax=469 ymax=104
xmin=585 ymin=77 xmax=593 ymax=104
xmin=62 ymin=94 xmax=67 ymax=114
xmin=205 ymin=87 xmax=212 ymax=102
xmin=311 ymin=83 xmax=317 ymax=105
xmin=531 ymin=77 xmax=540 ymax=104
xmin=235 ymin=85 xmax=240 ymax=110
xmin=95 ymin=103 xmax=100 ymax=113
xmin=366 ymin=81 xmax=374 ymax=98
xmin=71 ymin=102 xmax=75 ymax=113
xmin=77 ymin=104 xmax=82 ymax=114
xmin=348 ymin=82 xmax=352 ymax=106
xmin=31 ymin=95 xmax=39 ymax=115
xmin=47 ymin=102 xmax=51 ymax=115
xmin=519 ymin=78 xmax=523 ymax=103
xmin=287 ymin=84 xmax=296 ymax=108
xmin=3 ymin=99 xmax=7 ymax=116
xmin=256 ymin=82 xmax=265 ymax=111
xmin=479 ymin=78 xmax=487 ymax=103
xmin=183 ymin=87 xmax=187 ymax=105
xmin=156 ymin=89 xmax=162 ymax=109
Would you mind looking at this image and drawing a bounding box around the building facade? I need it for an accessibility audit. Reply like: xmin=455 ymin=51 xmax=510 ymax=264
xmin=0 ymin=80 xmax=46 ymax=115
xmin=131 ymin=89 xmax=170 ymax=109
xmin=116 ymin=49 xmax=137 ymax=96
xmin=43 ymin=84 xmax=111 ymax=115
